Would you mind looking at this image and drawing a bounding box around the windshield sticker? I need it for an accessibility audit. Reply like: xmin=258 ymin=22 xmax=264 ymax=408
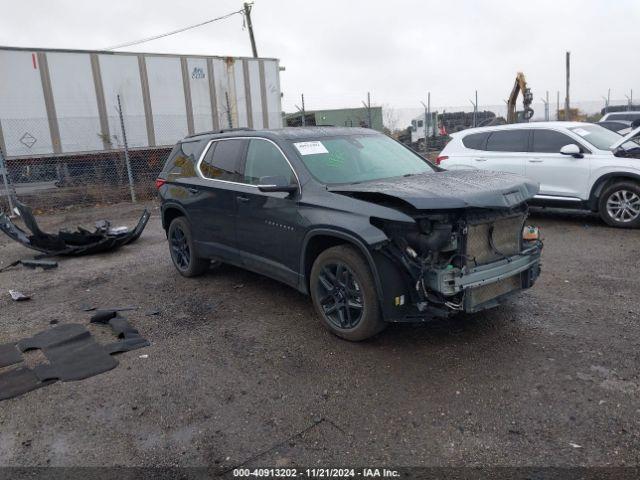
xmin=294 ymin=141 xmax=329 ymax=155
xmin=573 ymin=128 xmax=591 ymax=137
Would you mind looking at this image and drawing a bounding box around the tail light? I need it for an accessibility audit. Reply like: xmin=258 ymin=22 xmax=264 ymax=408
xmin=155 ymin=178 xmax=166 ymax=189
xmin=435 ymin=155 xmax=448 ymax=165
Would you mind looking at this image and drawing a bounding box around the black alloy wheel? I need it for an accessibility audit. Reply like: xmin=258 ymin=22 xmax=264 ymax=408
xmin=315 ymin=262 xmax=364 ymax=329
xmin=170 ymin=225 xmax=190 ymax=270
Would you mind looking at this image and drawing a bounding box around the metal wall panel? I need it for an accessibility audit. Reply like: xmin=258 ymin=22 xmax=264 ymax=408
xmin=232 ymin=59 xmax=248 ymax=128
xmin=263 ymin=60 xmax=282 ymax=129
xmin=47 ymin=52 xmax=103 ymax=153
xmin=0 ymin=50 xmax=53 ymax=156
xmin=0 ymin=47 xmax=282 ymax=155
xmin=186 ymin=57 xmax=213 ymax=134
xmin=211 ymin=58 xmax=231 ymax=129
xmin=247 ymin=59 xmax=264 ymax=129
xmin=98 ymin=54 xmax=148 ymax=149
xmin=144 ymin=55 xmax=189 ymax=146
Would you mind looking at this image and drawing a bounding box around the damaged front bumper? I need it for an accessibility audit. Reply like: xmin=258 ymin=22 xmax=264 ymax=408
xmin=374 ymin=208 xmax=543 ymax=321
xmin=422 ymin=246 xmax=542 ymax=313
xmin=0 ymin=201 xmax=150 ymax=256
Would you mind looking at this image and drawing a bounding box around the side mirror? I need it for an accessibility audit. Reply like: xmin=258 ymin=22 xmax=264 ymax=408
xmin=257 ymin=175 xmax=297 ymax=193
xmin=560 ymin=144 xmax=583 ymax=158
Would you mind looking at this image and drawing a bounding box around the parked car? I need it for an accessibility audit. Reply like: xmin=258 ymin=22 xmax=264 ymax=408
xmin=157 ymin=127 xmax=543 ymax=341
xmin=600 ymin=111 xmax=640 ymax=123
xmin=438 ymin=122 xmax=640 ymax=227
xmin=597 ymin=120 xmax=633 ymax=135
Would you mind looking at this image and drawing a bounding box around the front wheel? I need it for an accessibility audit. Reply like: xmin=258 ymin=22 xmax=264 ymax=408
xmin=310 ymin=245 xmax=386 ymax=341
xmin=598 ymin=181 xmax=640 ymax=228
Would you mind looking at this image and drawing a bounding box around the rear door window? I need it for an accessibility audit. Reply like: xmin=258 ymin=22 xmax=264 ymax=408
xmin=532 ymin=129 xmax=581 ymax=153
xmin=462 ymin=132 xmax=489 ymax=150
xmin=243 ymin=139 xmax=295 ymax=185
xmin=200 ymin=139 xmax=247 ymax=182
xmin=485 ymin=130 xmax=529 ymax=152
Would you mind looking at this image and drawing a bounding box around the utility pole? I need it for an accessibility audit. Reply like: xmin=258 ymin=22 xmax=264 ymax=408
xmin=470 ymin=90 xmax=478 ymax=127
xmin=565 ymin=51 xmax=571 ymax=121
xmin=427 ymin=92 xmax=431 ymax=150
xmin=556 ymin=91 xmax=560 ymax=120
xmin=295 ymin=94 xmax=306 ymax=126
xmin=420 ymin=94 xmax=429 ymax=152
xmin=362 ymin=92 xmax=372 ymax=128
xmin=541 ymin=91 xmax=550 ymax=121
xmin=243 ymin=2 xmax=258 ymax=58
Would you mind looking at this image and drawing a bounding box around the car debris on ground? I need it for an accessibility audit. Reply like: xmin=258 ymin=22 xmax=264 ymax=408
xmin=0 ymin=201 xmax=150 ymax=256
xmin=8 ymin=289 xmax=30 ymax=301
xmin=0 ymin=258 xmax=58 ymax=273
xmin=0 ymin=313 xmax=149 ymax=401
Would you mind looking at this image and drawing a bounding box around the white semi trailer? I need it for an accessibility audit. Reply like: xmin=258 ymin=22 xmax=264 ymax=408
xmin=0 ymin=46 xmax=283 ymax=158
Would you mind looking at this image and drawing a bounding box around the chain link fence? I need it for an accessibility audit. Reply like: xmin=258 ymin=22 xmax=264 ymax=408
xmin=0 ymin=108 xmax=176 ymax=213
xmin=2 ymin=96 xmax=636 ymax=213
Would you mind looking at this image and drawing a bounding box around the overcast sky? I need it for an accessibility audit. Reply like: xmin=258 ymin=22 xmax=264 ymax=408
xmin=1 ymin=0 xmax=638 ymax=116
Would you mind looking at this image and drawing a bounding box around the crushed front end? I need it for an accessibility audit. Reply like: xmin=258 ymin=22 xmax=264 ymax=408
xmin=372 ymin=204 xmax=542 ymax=321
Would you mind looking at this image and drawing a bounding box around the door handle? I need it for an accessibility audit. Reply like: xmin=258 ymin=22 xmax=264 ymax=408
xmin=236 ymin=195 xmax=250 ymax=203
xmin=187 ymin=187 xmax=199 ymax=194
xmin=474 ymin=158 xmax=487 ymax=162
xmin=528 ymin=159 xmax=544 ymax=163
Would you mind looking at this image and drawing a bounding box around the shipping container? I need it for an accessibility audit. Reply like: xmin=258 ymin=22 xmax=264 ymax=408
xmin=0 ymin=46 xmax=283 ymax=158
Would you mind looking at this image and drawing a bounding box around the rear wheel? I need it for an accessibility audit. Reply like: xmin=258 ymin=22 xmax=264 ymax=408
xmin=310 ymin=245 xmax=386 ymax=341
xmin=598 ymin=181 xmax=640 ymax=228
xmin=168 ymin=217 xmax=210 ymax=277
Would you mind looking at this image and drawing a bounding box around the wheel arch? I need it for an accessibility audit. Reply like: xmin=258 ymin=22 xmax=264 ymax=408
xmin=588 ymin=173 xmax=640 ymax=211
xmin=300 ymin=229 xmax=385 ymax=308
xmin=161 ymin=203 xmax=189 ymax=232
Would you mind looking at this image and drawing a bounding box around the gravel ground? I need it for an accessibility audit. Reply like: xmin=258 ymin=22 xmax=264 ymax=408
xmin=0 ymin=202 xmax=638 ymax=470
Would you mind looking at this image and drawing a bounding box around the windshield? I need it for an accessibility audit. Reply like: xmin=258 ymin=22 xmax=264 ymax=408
xmin=569 ymin=124 xmax=639 ymax=150
xmin=290 ymin=134 xmax=434 ymax=185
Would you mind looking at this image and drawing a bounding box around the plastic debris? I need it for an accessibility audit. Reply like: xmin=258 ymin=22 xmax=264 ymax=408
xmin=9 ymin=290 xmax=30 ymax=301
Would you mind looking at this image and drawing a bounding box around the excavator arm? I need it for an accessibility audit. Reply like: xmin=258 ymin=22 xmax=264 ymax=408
xmin=507 ymin=72 xmax=534 ymax=123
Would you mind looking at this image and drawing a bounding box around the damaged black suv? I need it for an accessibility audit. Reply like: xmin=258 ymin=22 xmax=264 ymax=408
xmin=157 ymin=127 xmax=543 ymax=341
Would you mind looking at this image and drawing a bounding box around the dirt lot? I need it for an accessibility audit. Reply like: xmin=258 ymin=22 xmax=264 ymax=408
xmin=0 ymin=202 xmax=639 ymax=470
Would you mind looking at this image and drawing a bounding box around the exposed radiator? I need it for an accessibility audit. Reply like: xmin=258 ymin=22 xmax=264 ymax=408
xmin=465 ymin=214 xmax=524 ymax=267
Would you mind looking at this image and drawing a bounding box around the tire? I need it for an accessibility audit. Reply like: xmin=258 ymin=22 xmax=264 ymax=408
xmin=598 ymin=181 xmax=640 ymax=228
xmin=168 ymin=217 xmax=210 ymax=277
xmin=310 ymin=245 xmax=386 ymax=341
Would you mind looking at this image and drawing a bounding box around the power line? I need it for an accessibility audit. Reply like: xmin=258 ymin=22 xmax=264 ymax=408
xmin=104 ymin=6 xmax=248 ymax=51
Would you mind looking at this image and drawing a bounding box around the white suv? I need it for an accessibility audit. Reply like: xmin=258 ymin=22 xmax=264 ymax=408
xmin=438 ymin=122 xmax=640 ymax=227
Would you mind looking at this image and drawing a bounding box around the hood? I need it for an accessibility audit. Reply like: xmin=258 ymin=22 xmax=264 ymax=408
xmin=327 ymin=170 xmax=539 ymax=210
xmin=610 ymin=125 xmax=640 ymax=151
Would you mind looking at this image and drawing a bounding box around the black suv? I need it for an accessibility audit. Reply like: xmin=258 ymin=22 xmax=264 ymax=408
xmin=157 ymin=127 xmax=543 ymax=341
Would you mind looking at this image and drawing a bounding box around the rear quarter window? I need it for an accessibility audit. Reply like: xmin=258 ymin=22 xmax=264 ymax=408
xmin=163 ymin=139 xmax=206 ymax=180
xmin=485 ymin=130 xmax=529 ymax=152
xmin=462 ymin=132 xmax=489 ymax=150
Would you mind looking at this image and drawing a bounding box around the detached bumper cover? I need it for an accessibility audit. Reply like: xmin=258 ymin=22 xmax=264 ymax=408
xmin=0 ymin=201 xmax=150 ymax=256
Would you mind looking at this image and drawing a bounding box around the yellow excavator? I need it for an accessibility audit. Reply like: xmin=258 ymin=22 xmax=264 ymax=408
xmin=507 ymin=72 xmax=534 ymax=123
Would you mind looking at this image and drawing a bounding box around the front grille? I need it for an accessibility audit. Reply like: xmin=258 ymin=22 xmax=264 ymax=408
xmin=468 ymin=274 xmax=521 ymax=307
xmin=465 ymin=215 xmax=524 ymax=266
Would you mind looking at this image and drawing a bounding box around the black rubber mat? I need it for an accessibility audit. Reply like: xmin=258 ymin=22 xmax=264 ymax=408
xmin=104 ymin=337 xmax=150 ymax=355
xmin=0 ymin=316 xmax=148 ymax=401
xmin=0 ymin=367 xmax=54 ymax=401
xmin=18 ymin=323 xmax=89 ymax=352
xmin=34 ymin=339 xmax=118 ymax=382
xmin=0 ymin=343 xmax=23 ymax=368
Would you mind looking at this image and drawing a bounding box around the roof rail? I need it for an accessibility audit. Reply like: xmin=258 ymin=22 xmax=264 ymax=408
xmin=185 ymin=127 xmax=254 ymax=139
